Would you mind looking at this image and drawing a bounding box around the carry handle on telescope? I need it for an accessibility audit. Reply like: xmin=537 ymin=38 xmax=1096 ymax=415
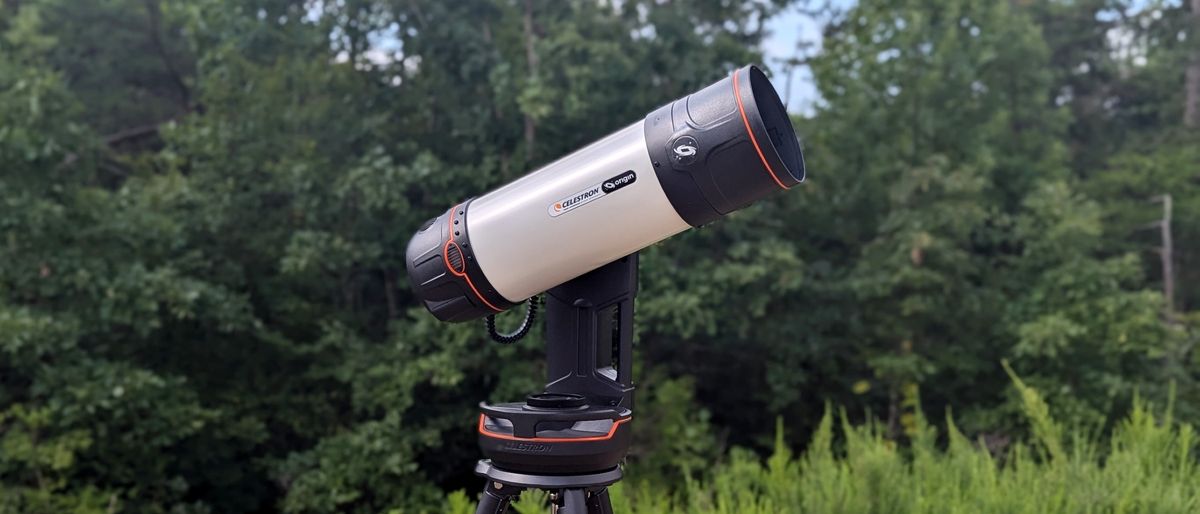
xmin=542 ymin=254 xmax=638 ymax=409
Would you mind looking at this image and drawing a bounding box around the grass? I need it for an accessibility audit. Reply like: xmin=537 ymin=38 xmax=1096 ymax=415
xmin=434 ymin=368 xmax=1199 ymax=514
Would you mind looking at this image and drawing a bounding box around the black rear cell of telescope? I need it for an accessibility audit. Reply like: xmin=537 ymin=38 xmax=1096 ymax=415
xmin=405 ymin=201 xmax=516 ymax=323
xmin=645 ymin=65 xmax=805 ymax=227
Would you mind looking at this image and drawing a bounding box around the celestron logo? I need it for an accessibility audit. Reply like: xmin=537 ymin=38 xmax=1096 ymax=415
xmin=549 ymin=170 xmax=637 ymax=217
xmin=500 ymin=441 xmax=552 ymax=453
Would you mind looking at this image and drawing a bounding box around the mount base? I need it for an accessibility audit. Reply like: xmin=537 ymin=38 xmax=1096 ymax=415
xmin=472 ymin=255 xmax=639 ymax=513
xmin=474 ymin=460 xmax=623 ymax=489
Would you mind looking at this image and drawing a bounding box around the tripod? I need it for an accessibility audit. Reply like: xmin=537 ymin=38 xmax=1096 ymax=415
xmin=472 ymin=255 xmax=639 ymax=514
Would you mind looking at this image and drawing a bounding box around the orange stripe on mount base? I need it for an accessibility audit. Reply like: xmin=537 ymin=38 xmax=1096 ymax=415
xmin=731 ymin=69 xmax=790 ymax=190
xmin=478 ymin=414 xmax=631 ymax=443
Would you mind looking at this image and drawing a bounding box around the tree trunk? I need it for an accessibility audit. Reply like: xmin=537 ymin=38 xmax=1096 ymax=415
xmin=1156 ymin=195 xmax=1176 ymax=318
xmin=143 ymin=0 xmax=191 ymax=110
xmin=522 ymin=0 xmax=539 ymax=160
xmin=1186 ymin=0 xmax=1200 ymax=127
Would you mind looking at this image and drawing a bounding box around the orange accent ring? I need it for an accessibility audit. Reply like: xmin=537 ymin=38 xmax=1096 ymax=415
xmin=478 ymin=414 xmax=631 ymax=443
xmin=731 ymin=69 xmax=791 ymax=190
xmin=445 ymin=204 xmax=503 ymax=312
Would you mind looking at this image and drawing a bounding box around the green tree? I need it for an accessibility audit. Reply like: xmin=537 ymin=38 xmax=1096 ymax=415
xmin=2 ymin=0 xmax=1197 ymax=512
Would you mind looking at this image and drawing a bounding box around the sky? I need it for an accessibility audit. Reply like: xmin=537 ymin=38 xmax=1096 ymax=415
xmin=760 ymin=0 xmax=1168 ymax=114
xmin=347 ymin=0 xmax=1169 ymax=115
xmin=762 ymin=2 xmax=850 ymax=114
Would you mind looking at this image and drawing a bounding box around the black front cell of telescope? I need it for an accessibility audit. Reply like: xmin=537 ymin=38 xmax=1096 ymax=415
xmin=644 ymin=65 xmax=805 ymax=227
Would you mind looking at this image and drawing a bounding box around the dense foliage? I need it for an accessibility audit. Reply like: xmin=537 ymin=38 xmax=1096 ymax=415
xmin=0 ymin=0 xmax=1197 ymax=512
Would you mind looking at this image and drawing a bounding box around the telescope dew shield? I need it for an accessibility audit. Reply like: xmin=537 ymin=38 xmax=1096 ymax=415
xmin=406 ymin=65 xmax=804 ymax=322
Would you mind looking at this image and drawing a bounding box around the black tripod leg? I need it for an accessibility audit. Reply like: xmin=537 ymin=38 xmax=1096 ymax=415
xmin=475 ymin=481 xmax=521 ymax=514
xmin=557 ymin=489 xmax=589 ymax=514
xmin=586 ymin=487 xmax=613 ymax=514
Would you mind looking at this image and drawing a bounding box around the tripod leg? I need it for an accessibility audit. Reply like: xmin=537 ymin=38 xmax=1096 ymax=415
xmin=586 ymin=487 xmax=613 ymax=514
xmin=557 ymin=489 xmax=589 ymax=514
xmin=475 ymin=481 xmax=521 ymax=514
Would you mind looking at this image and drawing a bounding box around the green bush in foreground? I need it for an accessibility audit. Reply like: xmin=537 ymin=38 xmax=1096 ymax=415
xmin=434 ymin=369 xmax=1198 ymax=514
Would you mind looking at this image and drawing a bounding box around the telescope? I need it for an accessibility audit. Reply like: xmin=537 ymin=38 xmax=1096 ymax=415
xmin=405 ymin=65 xmax=804 ymax=514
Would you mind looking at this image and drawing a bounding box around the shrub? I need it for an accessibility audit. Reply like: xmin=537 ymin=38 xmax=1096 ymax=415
xmin=434 ymin=373 xmax=1199 ymax=514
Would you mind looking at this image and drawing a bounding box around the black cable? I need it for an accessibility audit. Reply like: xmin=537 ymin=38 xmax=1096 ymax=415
xmin=485 ymin=296 xmax=538 ymax=344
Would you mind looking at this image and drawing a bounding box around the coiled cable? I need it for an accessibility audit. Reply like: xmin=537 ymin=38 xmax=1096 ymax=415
xmin=485 ymin=296 xmax=538 ymax=344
